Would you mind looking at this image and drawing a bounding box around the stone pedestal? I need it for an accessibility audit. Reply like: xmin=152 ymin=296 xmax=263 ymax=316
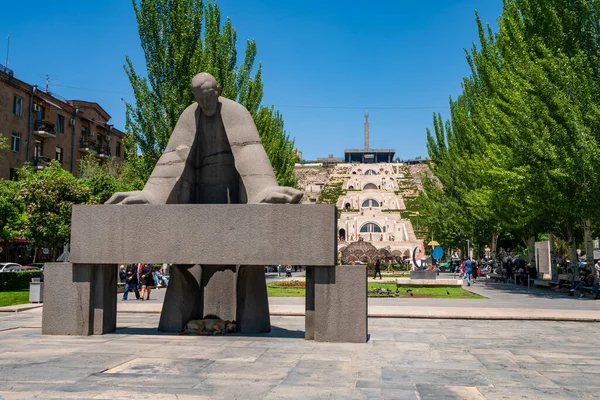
xmin=410 ymin=270 xmax=437 ymax=280
xmin=159 ymin=264 xmax=271 ymax=333
xmin=42 ymin=262 xmax=117 ymax=335
xmin=158 ymin=265 xmax=203 ymax=332
xmin=201 ymin=265 xmax=238 ymax=321
xmin=236 ymin=265 xmax=271 ymax=333
xmin=305 ymin=265 xmax=368 ymax=343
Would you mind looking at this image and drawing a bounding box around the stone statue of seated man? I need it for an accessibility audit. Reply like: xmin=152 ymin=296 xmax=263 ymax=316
xmin=106 ymin=72 xmax=302 ymax=206
xmin=106 ymin=72 xmax=303 ymax=333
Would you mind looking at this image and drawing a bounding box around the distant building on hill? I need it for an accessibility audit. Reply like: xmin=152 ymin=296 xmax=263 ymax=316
xmin=294 ymin=113 xmax=423 ymax=262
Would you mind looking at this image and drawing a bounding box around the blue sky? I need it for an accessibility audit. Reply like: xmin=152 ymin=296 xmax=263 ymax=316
xmin=0 ymin=0 xmax=502 ymax=160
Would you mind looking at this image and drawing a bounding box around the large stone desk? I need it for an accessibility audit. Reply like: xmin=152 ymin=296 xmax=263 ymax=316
xmin=42 ymin=204 xmax=367 ymax=343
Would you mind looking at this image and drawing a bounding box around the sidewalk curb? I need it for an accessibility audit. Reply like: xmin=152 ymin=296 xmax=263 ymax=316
xmin=0 ymin=304 xmax=43 ymax=313
xmin=115 ymin=309 xmax=600 ymax=322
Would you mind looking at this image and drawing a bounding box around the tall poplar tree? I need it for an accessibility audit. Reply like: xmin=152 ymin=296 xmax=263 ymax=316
xmin=125 ymin=0 xmax=297 ymax=187
xmin=421 ymin=0 xmax=600 ymax=266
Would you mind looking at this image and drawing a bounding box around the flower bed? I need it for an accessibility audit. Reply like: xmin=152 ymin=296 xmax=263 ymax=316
xmin=269 ymin=280 xmax=306 ymax=288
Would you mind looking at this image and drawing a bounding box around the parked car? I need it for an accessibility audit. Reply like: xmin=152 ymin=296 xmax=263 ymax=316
xmin=23 ymin=263 xmax=45 ymax=270
xmin=3 ymin=266 xmax=41 ymax=272
xmin=0 ymin=263 xmax=22 ymax=272
xmin=438 ymin=258 xmax=461 ymax=272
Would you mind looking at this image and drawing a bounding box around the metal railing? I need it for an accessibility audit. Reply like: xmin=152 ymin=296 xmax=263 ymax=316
xmin=33 ymin=156 xmax=52 ymax=167
xmin=34 ymin=120 xmax=55 ymax=135
xmin=96 ymin=144 xmax=111 ymax=157
xmin=79 ymin=137 xmax=96 ymax=150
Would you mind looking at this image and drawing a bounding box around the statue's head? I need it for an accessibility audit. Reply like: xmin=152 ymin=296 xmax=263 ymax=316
xmin=192 ymin=72 xmax=221 ymax=116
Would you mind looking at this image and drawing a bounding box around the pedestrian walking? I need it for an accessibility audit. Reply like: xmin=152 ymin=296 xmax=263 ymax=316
xmin=139 ymin=263 xmax=154 ymax=301
xmin=119 ymin=265 xmax=127 ymax=283
xmin=464 ymin=258 xmax=473 ymax=286
xmin=122 ymin=264 xmax=140 ymax=300
xmin=374 ymin=259 xmax=382 ymax=280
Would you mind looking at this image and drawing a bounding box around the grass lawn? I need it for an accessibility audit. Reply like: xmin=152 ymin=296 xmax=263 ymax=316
xmin=368 ymin=282 xmax=485 ymax=298
xmin=267 ymin=286 xmax=306 ymax=297
xmin=266 ymin=281 xmax=484 ymax=299
xmin=0 ymin=290 xmax=29 ymax=307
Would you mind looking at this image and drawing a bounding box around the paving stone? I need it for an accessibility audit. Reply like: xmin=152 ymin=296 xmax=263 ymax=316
xmin=2 ymin=310 xmax=600 ymax=397
xmin=382 ymin=368 xmax=492 ymax=387
xmin=263 ymin=385 xmax=332 ymax=399
xmin=102 ymin=357 xmax=213 ymax=375
xmin=416 ymin=384 xmax=485 ymax=400
xmin=281 ymin=367 xmax=358 ymax=388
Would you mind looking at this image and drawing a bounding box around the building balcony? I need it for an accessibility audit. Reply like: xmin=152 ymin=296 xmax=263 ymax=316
xmin=33 ymin=156 xmax=52 ymax=170
xmin=79 ymin=138 xmax=96 ymax=154
xmin=33 ymin=120 xmax=56 ymax=138
xmin=96 ymin=144 xmax=111 ymax=158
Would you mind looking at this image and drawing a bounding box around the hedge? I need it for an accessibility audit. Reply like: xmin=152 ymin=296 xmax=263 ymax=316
xmin=0 ymin=271 xmax=42 ymax=291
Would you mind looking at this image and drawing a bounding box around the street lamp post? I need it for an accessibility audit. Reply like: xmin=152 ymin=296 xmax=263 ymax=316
xmin=466 ymin=240 xmax=470 ymax=259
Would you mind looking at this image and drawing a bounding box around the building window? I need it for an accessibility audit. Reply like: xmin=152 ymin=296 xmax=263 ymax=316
xmin=365 ymin=169 xmax=377 ymax=175
xmin=360 ymin=223 xmax=382 ymax=233
xmin=56 ymin=147 xmax=63 ymax=164
xmin=36 ymin=105 xmax=44 ymax=121
xmin=363 ymin=183 xmax=378 ymax=190
xmin=11 ymin=132 xmax=20 ymax=152
xmin=34 ymin=140 xmax=43 ymax=160
xmin=81 ymin=126 xmax=87 ymax=136
xmin=116 ymin=142 xmax=121 ymax=158
xmin=13 ymin=96 xmax=23 ymax=116
xmin=57 ymin=115 xmax=64 ymax=133
xmin=361 ymin=199 xmax=380 ymax=208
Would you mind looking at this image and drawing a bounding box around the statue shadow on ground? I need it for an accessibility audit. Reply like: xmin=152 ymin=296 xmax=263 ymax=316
xmin=113 ymin=325 xmax=305 ymax=339
xmin=481 ymin=280 xmax=594 ymax=300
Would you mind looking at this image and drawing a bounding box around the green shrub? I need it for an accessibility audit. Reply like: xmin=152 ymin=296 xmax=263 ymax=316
xmin=0 ymin=271 xmax=42 ymax=291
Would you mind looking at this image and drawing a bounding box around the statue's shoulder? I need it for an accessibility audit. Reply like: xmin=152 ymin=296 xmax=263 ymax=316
xmin=219 ymin=97 xmax=252 ymax=120
xmin=183 ymin=102 xmax=199 ymax=115
xmin=218 ymin=97 xmax=259 ymax=143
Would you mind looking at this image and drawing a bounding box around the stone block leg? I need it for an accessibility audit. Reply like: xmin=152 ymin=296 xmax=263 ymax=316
xmin=202 ymin=265 xmax=237 ymax=322
xmin=311 ymin=265 xmax=368 ymax=343
xmin=236 ymin=265 xmax=270 ymax=333
xmin=158 ymin=265 xmax=203 ymax=332
xmin=42 ymin=262 xmax=117 ymax=335
xmin=305 ymin=266 xmax=315 ymax=340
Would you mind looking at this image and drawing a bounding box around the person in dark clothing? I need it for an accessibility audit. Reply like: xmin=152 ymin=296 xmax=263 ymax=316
xmin=139 ymin=263 xmax=154 ymax=301
xmin=122 ymin=264 xmax=140 ymax=300
xmin=374 ymin=259 xmax=382 ymax=279
xmin=119 ymin=265 xmax=127 ymax=283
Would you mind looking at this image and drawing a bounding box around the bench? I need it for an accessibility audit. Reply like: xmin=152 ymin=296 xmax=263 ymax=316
xmin=557 ymin=274 xmax=574 ymax=289
xmin=533 ymin=279 xmax=553 ymax=287
xmin=486 ymin=273 xmax=502 ymax=284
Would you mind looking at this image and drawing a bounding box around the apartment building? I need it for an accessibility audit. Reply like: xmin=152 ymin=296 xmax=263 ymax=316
xmin=0 ymin=66 xmax=126 ymax=180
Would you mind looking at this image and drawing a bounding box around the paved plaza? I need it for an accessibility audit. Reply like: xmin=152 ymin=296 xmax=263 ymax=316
xmin=1 ymin=283 xmax=600 ymax=399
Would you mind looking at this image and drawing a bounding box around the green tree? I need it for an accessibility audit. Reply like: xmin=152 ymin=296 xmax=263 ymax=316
xmin=79 ymin=155 xmax=145 ymax=203
xmin=421 ymin=0 xmax=600 ymax=266
xmin=17 ymin=162 xmax=91 ymax=259
xmin=125 ymin=0 xmax=297 ymax=187
xmin=0 ymin=180 xmax=23 ymax=239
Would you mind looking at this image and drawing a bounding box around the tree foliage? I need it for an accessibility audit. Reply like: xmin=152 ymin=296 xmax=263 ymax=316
xmin=0 ymin=180 xmax=23 ymax=239
xmin=420 ymin=0 xmax=600 ymax=260
xmin=79 ymin=155 xmax=145 ymax=203
xmin=17 ymin=162 xmax=91 ymax=250
xmin=125 ymin=0 xmax=297 ymax=187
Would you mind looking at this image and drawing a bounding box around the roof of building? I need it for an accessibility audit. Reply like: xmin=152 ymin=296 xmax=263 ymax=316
xmin=344 ymin=149 xmax=396 ymax=153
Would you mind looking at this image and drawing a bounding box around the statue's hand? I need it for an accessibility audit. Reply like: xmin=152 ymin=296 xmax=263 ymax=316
xmin=255 ymin=186 xmax=303 ymax=204
xmin=104 ymin=191 xmax=156 ymax=205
